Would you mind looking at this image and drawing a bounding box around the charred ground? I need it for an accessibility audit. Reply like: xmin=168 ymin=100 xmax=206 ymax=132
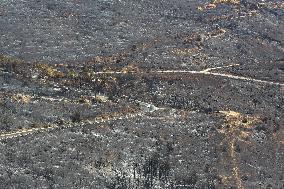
xmin=0 ymin=0 xmax=284 ymax=188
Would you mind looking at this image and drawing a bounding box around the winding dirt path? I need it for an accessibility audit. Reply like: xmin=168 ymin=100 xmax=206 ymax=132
xmin=91 ymin=64 xmax=284 ymax=87
xmin=0 ymin=112 xmax=142 ymax=141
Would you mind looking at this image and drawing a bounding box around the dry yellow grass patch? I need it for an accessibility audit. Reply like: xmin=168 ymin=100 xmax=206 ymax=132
xmin=218 ymin=110 xmax=262 ymax=143
xmin=198 ymin=0 xmax=239 ymax=11
xmin=219 ymin=110 xmax=262 ymax=131
xmin=12 ymin=93 xmax=32 ymax=104
xmin=218 ymin=110 xmax=263 ymax=189
xmin=219 ymin=174 xmax=232 ymax=185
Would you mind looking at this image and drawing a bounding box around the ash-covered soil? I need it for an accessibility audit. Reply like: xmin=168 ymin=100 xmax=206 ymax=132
xmin=0 ymin=0 xmax=284 ymax=188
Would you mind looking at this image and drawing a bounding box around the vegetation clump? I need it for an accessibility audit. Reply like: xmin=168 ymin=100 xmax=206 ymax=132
xmin=0 ymin=54 xmax=24 ymax=73
xmin=198 ymin=0 xmax=240 ymax=11
xmin=35 ymin=63 xmax=65 ymax=78
xmin=94 ymin=94 xmax=109 ymax=103
xmin=92 ymin=53 xmax=126 ymax=64
xmin=0 ymin=55 xmax=23 ymax=64
xmin=121 ymin=64 xmax=139 ymax=74
xmin=170 ymin=47 xmax=199 ymax=56
xmin=212 ymin=0 xmax=240 ymax=5
xmin=67 ymin=69 xmax=79 ymax=78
